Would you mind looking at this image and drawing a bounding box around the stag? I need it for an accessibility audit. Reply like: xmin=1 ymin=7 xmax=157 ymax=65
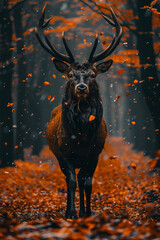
xmin=35 ymin=5 xmax=122 ymax=219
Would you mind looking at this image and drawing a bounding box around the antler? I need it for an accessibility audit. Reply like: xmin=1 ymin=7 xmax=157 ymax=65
xmin=35 ymin=5 xmax=75 ymax=64
xmin=88 ymin=7 xmax=122 ymax=63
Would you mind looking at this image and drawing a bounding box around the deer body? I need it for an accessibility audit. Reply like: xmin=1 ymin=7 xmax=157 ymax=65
xmin=46 ymin=63 xmax=107 ymax=218
xmin=35 ymin=5 xmax=122 ymax=219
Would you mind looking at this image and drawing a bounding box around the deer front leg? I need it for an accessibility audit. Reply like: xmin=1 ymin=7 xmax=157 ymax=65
xmin=85 ymin=156 xmax=98 ymax=216
xmin=65 ymin=171 xmax=77 ymax=219
xmin=78 ymin=169 xmax=86 ymax=217
xmin=85 ymin=176 xmax=93 ymax=216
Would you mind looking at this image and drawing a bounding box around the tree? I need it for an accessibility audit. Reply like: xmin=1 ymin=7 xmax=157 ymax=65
xmin=0 ymin=0 xmax=14 ymax=167
xmin=135 ymin=0 xmax=160 ymax=155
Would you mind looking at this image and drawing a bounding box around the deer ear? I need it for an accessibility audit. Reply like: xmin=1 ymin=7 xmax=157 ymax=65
xmin=53 ymin=59 xmax=70 ymax=73
xmin=95 ymin=59 xmax=113 ymax=75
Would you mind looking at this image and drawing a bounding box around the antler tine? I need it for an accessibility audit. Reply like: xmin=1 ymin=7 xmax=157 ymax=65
xmin=35 ymin=5 xmax=75 ymax=64
xmin=35 ymin=5 xmax=54 ymax=56
xmin=88 ymin=7 xmax=122 ymax=64
xmin=88 ymin=33 xmax=98 ymax=63
xmin=62 ymin=32 xmax=75 ymax=63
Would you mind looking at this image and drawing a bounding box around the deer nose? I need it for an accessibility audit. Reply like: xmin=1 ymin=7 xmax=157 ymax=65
xmin=76 ymin=83 xmax=88 ymax=94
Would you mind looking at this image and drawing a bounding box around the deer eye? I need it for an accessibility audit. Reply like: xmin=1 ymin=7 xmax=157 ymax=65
xmin=91 ymin=73 xmax=95 ymax=78
xmin=68 ymin=73 xmax=73 ymax=78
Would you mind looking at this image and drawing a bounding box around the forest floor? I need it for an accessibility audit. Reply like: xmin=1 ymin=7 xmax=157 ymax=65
xmin=0 ymin=137 xmax=160 ymax=239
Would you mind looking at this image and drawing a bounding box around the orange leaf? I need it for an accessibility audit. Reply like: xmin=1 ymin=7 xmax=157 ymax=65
xmin=50 ymin=96 xmax=55 ymax=102
xmin=53 ymin=74 xmax=56 ymax=79
xmin=48 ymin=95 xmax=51 ymax=100
xmin=149 ymin=159 xmax=158 ymax=168
xmin=89 ymin=115 xmax=95 ymax=122
xmin=7 ymin=103 xmax=14 ymax=107
xmin=114 ymin=96 xmax=121 ymax=102
xmin=117 ymin=68 xmax=125 ymax=75
xmin=151 ymin=0 xmax=157 ymax=7
xmin=43 ymin=81 xmax=50 ymax=85
xmin=134 ymin=79 xmax=138 ymax=83
xmin=131 ymin=162 xmax=137 ymax=170
xmin=124 ymin=84 xmax=131 ymax=88
xmin=23 ymin=27 xmax=34 ymax=36
xmin=131 ymin=121 xmax=136 ymax=125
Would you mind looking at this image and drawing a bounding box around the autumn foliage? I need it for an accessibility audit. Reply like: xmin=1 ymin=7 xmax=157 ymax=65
xmin=0 ymin=137 xmax=160 ymax=239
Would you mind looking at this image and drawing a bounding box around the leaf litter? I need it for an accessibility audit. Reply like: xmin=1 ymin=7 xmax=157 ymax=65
xmin=0 ymin=137 xmax=159 ymax=239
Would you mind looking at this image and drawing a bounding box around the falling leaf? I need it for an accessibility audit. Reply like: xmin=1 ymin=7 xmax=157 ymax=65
xmin=124 ymin=84 xmax=131 ymax=88
xmin=15 ymin=145 xmax=18 ymax=149
xmin=43 ymin=81 xmax=50 ymax=85
xmin=151 ymin=0 xmax=157 ymax=7
xmin=28 ymin=73 xmax=32 ymax=77
xmin=7 ymin=103 xmax=14 ymax=107
xmin=48 ymin=95 xmax=51 ymax=100
xmin=134 ymin=79 xmax=138 ymax=83
xmin=131 ymin=121 xmax=136 ymax=125
xmin=114 ymin=96 xmax=121 ymax=102
xmin=50 ymin=96 xmax=55 ymax=102
xmin=149 ymin=159 xmax=158 ymax=168
xmin=64 ymin=102 xmax=68 ymax=105
xmin=53 ymin=74 xmax=56 ymax=79
xmin=117 ymin=68 xmax=125 ymax=75
xmin=23 ymin=27 xmax=35 ymax=36
xmin=89 ymin=115 xmax=95 ymax=121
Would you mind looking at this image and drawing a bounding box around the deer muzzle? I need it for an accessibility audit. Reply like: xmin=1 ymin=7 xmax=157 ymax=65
xmin=75 ymin=83 xmax=89 ymax=98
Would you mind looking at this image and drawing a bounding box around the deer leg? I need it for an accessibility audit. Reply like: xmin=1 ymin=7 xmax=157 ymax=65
xmin=65 ymin=171 xmax=77 ymax=219
xmin=78 ymin=169 xmax=86 ymax=217
xmin=85 ymin=176 xmax=93 ymax=216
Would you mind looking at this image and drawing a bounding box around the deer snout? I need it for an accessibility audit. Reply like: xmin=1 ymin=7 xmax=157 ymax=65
xmin=75 ymin=83 xmax=89 ymax=95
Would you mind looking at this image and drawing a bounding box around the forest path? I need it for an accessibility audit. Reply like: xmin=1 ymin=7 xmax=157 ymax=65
xmin=0 ymin=137 xmax=160 ymax=239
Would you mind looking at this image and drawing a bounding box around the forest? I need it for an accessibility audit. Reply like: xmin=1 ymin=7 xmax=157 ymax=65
xmin=0 ymin=0 xmax=160 ymax=239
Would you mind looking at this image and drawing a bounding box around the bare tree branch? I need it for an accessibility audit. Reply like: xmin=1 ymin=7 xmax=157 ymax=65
xmin=9 ymin=0 xmax=26 ymax=12
xmin=80 ymin=0 xmax=137 ymax=35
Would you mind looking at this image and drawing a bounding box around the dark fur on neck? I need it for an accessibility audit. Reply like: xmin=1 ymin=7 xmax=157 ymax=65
xmin=62 ymin=78 xmax=103 ymax=141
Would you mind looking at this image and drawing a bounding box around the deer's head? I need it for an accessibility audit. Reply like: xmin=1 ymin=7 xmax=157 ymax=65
xmin=35 ymin=5 xmax=122 ymax=100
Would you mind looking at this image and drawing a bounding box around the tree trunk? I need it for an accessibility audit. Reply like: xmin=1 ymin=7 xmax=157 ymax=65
xmin=0 ymin=1 xmax=14 ymax=167
xmin=13 ymin=5 xmax=27 ymax=160
xmin=136 ymin=0 xmax=160 ymax=156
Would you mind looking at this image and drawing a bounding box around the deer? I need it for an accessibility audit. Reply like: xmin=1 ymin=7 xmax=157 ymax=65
xmin=35 ymin=4 xmax=122 ymax=219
